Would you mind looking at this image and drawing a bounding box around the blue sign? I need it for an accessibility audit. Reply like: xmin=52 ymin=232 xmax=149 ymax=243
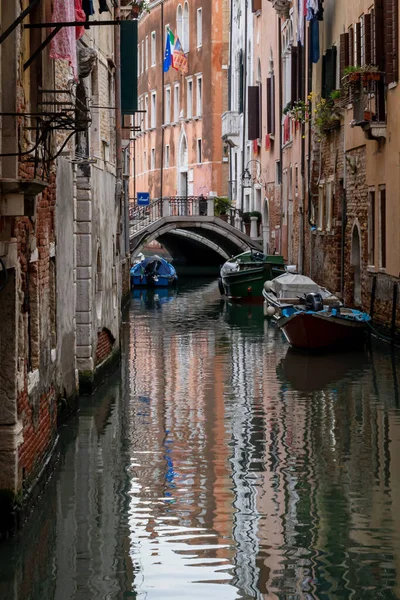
xmin=137 ymin=192 xmax=150 ymax=206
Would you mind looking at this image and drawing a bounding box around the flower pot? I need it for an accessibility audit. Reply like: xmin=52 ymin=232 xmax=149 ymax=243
xmin=363 ymin=111 xmax=372 ymax=121
xmin=370 ymin=72 xmax=381 ymax=81
xmin=349 ymin=72 xmax=361 ymax=82
xmin=131 ymin=5 xmax=140 ymax=17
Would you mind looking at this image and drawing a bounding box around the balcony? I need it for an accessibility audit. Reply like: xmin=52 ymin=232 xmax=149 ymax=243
xmin=222 ymin=111 xmax=240 ymax=146
xmin=268 ymin=0 xmax=291 ymax=17
xmin=347 ymin=74 xmax=387 ymax=141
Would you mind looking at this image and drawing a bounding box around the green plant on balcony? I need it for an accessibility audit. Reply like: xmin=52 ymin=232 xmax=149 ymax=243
xmin=250 ymin=211 xmax=262 ymax=221
xmin=342 ymin=64 xmax=381 ymax=85
xmin=214 ymin=196 xmax=231 ymax=216
xmin=283 ymin=100 xmax=309 ymax=124
xmin=131 ymin=0 xmax=150 ymax=17
xmin=309 ymin=92 xmax=341 ymax=138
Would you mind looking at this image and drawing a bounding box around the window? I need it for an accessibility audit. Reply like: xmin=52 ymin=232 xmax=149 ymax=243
xmin=145 ymin=36 xmax=149 ymax=71
xmin=165 ymin=87 xmax=171 ymax=124
xmin=177 ymin=5 xmax=183 ymax=42
xmin=349 ymin=26 xmax=354 ymax=66
xmin=183 ymin=2 xmax=189 ymax=52
xmin=151 ymin=148 xmax=155 ymax=170
xmin=317 ymin=184 xmax=325 ymax=230
xmin=151 ymin=31 xmax=156 ymax=66
xmin=145 ymin=95 xmax=149 ymax=130
xmin=151 ymin=92 xmax=156 ymax=128
xmin=379 ymin=187 xmax=386 ymax=268
xmin=141 ymin=40 xmax=144 ymax=74
xmin=359 ymin=15 xmax=365 ymax=66
xmin=325 ymin=181 xmax=333 ymax=231
xmin=137 ymin=44 xmax=140 ymax=77
xmin=197 ymin=8 xmax=202 ymax=48
xmin=197 ymin=138 xmax=202 ymax=163
xmin=174 ymin=83 xmax=180 ymax=121
xmin=196 ymin=75 xmax=202 ymax=116
xmin=165 ymin=145 xmax=170 ymax=168
xmin=143 ymin=150 xmax=147 ymax=172
xmin=187 ymin=79 xmax=193 ymax=118
xmin=368 ymin=189 xmax=375 ymax=266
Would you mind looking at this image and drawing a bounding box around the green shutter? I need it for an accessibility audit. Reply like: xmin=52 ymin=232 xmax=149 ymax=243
xmin=120 ymin=20 xmax=138 ymax=115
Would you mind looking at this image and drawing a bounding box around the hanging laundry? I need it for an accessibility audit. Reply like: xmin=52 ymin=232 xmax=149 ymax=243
xmin=82 ymin=0 xmax=95 ymax=17
xmin=306 ymin=0 xmax=318 ymax=20
xmin=75 ymin=0 xmax=86 ymax=40
xmin=99 ymin=0 xmax=110 ymax=13
xmin=298 ymin=0 xmax=305 ymax=45
xmin=310 ymin=17 xmax=320 ymax=63
xmin=50 ymin=0 xmax=79 ymax=80
xmin=316 ymin=0 xmax=324 ymax=21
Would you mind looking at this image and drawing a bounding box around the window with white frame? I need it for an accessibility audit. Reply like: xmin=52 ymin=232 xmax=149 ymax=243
xmin=177 ymin=5 xmax=183 ymax=42
xmin=151 ymin=31 xmax=156 ymax=66
xmin=187 ymin=79 xmax=193 ymax=118
xmin=368 ymin=188 xmax=375 ymax=266
xmin=141 ymin=40 xmax=144 ymax=74
xmin=379 ymin=186 xmax=386 ymax=268
xmin=197 ymin=8 xmax=202 ymax=48
xmin=196 ymin=75 xmax=202 ymax=117
xmin=281 ymin=18 xmax=293 ymax=111
xmin=174 ymin=83 xmax=180 ymax=121
xmin=165 ymin=87 xmax=171 ymax=124
xmin=183 ymin=2 xmax=189 ymax=52
xmin=317 ymin=184 xmax=325 ymax=230
xmin=151 ymin=92 xmax=156 ymax=128
xmin=197 ymin=138 xmax=202 ymax=163
xmin=145 ymin=95 xmax=149 ymax=130
xmin=165 ymin=145 xmax=170 ymax=168
xmin=151 ymin=147 xmax=155 ymax=170
xmin=145 ymin=36 xmax=149 ymax=71
xmin=137 ymin=44 xmax=140 ymax=77
xmin=325 ymin=181 xmax=333 ymax=231
xmin=143 ymin=150 xmax=147 ymax=172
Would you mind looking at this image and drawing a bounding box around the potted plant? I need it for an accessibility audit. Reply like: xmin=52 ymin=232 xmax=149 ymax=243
xmin=214 ymin=196 xmax=231 ymax=221
xmin=131 ymin=0 xmax=150 ymax=17
xmin=242 ymin=211 xmax=251 ymax=235
xmin=343 ymin=64 xmax=381 ymax=85
xmin=309 ymin=92 xmax=341 ymax=138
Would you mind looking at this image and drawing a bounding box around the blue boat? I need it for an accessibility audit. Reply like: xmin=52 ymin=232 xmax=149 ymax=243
xmin=130 ymin=255 xmax=178 ymax=288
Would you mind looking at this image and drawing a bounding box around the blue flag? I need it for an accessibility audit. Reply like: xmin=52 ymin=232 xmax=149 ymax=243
xmin=163 ymin=29 xmax=174 ymax=72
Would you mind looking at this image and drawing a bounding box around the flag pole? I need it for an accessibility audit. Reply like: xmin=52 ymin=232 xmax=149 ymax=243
xmin=160 ymin=1 xmax=165 ymax=201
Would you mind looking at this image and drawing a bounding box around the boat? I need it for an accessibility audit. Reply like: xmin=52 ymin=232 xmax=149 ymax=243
xmin=218 ymin=250 xmax=285 ymax=302
xmin=262 ymin=273 xmax=371 ymax=351
xmin=130 ymin=255 xmax=177 ymax=288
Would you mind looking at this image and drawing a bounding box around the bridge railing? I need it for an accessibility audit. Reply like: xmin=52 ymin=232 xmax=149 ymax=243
xmin=129 ymin=197 xmax=163 ymax=234
xmin=169 ymin=196 xmax=208 ymax=216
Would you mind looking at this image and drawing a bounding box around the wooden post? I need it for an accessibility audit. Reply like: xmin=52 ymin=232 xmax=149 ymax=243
xmin=391 ymin=282 xmax=398 ymax=341
xmin=370 ymin=275 xmax=377 ymax=319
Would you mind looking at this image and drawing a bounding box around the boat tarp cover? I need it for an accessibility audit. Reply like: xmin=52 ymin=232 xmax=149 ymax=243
xmin=131 ymin=255 xmax=175 ymax=276
xmin=271 ymin=273 xmax=333 ymax=298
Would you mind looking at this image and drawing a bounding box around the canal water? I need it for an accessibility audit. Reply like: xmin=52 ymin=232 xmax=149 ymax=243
xmin=1 ymin=279 xmax=400 ymax=599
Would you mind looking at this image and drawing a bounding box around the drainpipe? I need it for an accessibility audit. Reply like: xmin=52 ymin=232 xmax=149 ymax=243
xmin=114 ymin=0 xmax=126 ymax=253
xmin=307 ymin=23 xmax=313 ymax=278
xmin=228 ymin=0 xmax=234 ymax=202
xmin=278 ymin=15 xmax=283 ymax=249
xmin=240 ymin=0 xmax=248 ymax=212
xmin=341 ymin=106 xmax=347 ymax=298
xmin=160 ymin=1 xmax=165 ymax=201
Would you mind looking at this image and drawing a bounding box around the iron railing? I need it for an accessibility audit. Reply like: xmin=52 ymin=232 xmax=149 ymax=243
xmin=169 ymin=196 xmax=208 ymax=217
xmin=129 ymin=197 xmax=163 ymax=234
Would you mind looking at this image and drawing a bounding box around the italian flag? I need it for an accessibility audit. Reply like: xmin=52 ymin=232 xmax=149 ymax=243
xmin=163 ymin=28 xmax=176 ymax=72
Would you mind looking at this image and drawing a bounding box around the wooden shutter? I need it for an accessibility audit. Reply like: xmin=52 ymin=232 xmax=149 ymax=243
xmin=393 ymin=0 xmax=399 ymax=81
xmin=267 ymin=76 xmax=275 ymax=135
xmin=298 ymin=43 xmax=306 ymax=100
xmin=248 ymin=86 xmax=260 ymax=140
xmin=340 ymin=32 xmax=350 ymax=80
xmin=355 ymin=22 xmax=361 ymax=66
xmin=252 ymin=0 xmax=262 ymax=12
xmin=258 ymin=83 xmax=262 ymax=138
xmin=374 ymin=0 xmax=385 ymax=70
xmin=349 ymin=27 xmax=355 ymax=66
xmin=291 ymin=46 xmax=298 ymax=104
xmin=364 ymin=13 xmax=372 ymax=65
xmin=322 ymin=47 xmax=337 ymax=98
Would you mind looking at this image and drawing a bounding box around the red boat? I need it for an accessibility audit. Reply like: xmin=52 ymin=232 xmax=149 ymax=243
xmin=278 ymin=310 xmax=369 ymax=351
xmin=262 ymin=273 xmax=371 ymax=351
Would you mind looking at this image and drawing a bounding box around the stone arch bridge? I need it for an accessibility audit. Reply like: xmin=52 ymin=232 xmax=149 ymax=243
xmin=129 ymin=197 xmax=262 ymax=266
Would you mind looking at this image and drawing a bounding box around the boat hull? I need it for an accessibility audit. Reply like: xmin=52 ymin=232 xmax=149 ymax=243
xmin=279 ymin=312 xmax=368 ymax=351
xmin=222 ymin=265 xmax=283 ymax=302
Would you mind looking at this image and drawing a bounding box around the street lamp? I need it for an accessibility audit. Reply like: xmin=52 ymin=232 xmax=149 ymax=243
xmin=241 ymin=167 xmax=252 ymax=188
xmin=241 ymin=159 xmax=262 ymax=189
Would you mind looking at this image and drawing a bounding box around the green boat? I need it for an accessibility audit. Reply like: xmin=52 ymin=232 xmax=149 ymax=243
xmin=218 ymin=250 xmax=285 ymax=302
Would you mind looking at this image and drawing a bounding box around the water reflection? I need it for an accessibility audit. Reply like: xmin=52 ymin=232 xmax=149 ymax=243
xmin=0 ymin=280 xmax=400 ymax=600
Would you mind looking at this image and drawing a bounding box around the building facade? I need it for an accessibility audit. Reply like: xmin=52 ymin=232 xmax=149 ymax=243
xmin=0 ymin=0 xmax=131 ymax=534
xmin=134 ymin=0 xmax=229 ymax=201
xmin=225 ymin=0 xmax=400 ymax=328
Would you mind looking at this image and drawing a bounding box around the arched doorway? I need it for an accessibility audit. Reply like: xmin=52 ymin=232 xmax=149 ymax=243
xmin=351 ymin=224 xmax=361 ymax=305
xmin=262 ymin=197 xmax=270 ymax=255
xmin=178 ymin=130 xmax=188 ymax=198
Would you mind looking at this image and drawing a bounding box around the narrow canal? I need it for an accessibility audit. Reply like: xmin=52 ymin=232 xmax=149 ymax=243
xmin=1 ymin=279 xmax=400 ymax=599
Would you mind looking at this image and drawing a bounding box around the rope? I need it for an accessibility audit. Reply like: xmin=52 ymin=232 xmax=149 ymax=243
xmin=367 ymin=320 xmax=399 ymax=345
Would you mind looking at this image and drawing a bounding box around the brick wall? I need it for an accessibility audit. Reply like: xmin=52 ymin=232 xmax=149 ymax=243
xmin=95 ymin=328 xmax=115 ymax=365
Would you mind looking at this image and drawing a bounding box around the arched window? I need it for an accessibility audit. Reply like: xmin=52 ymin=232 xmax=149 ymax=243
xmin=177 ymin=5 xmax=183 ymax=43
xmin=183 ymin=2 xmax=189 ymax=52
